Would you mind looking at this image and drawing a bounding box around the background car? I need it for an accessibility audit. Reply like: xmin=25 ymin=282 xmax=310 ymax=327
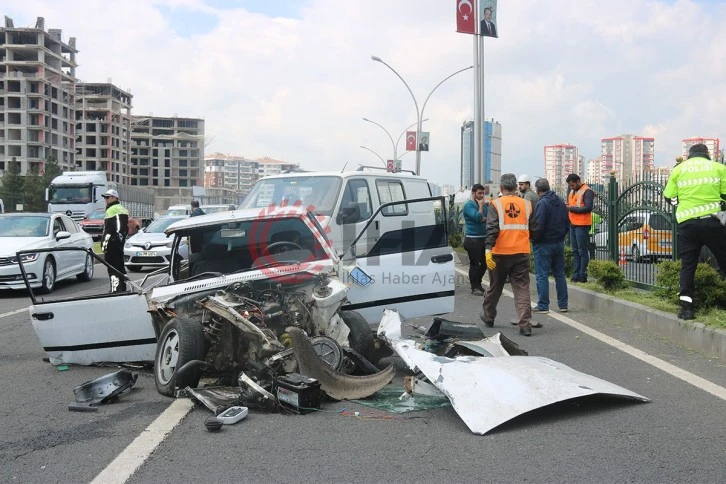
xmin=123 ymin=216 xmax=186 ymax=272
xmin=200 ymin=204 xmax=236 ymax=214
xmin=593 ymin=210 xmax=672 ymax=262
xmin=79 ymin=208 xmax=143 ymax=241
xmin=0 ymin=213 xmax=94 ymax=293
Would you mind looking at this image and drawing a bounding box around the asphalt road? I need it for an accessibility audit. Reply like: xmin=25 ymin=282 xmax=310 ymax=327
xmin=1 ymin=265 xmax=725 ymax=483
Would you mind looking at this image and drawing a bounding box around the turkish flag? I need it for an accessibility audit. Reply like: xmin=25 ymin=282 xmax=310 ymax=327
xmin=456 ymin=0 xmax=477 ymax=35
xmin=405 ymin=131 xmax=417 ymax=151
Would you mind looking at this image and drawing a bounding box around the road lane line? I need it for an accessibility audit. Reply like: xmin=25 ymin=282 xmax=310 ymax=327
xmin=0 ymin=308 xmax=26 ymax=320
xmin=455 ymin=267 xmax=726 ymax=401
xmin=90 ymin=398 xmax=194 ymax=484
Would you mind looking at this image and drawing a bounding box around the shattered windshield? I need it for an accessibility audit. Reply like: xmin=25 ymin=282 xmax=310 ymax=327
xmin=240 ymin=176 xmax=342 ymax=215
xmin=49 ymin=185 xmax=93 ymax=204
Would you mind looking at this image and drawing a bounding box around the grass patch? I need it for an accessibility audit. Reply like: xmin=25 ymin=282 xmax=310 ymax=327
xmin=570 ymin=280 xmax=726 ymax=329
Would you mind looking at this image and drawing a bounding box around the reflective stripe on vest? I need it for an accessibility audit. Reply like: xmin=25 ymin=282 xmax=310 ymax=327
xmin=491 ymin=196 xmax=531 ymax=255
xmin=568 ymin=183 xmax=592 ymax=226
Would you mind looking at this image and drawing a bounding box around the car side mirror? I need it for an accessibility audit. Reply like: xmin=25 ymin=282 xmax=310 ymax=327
xmin=336 ymin=202 xmax=361 ymax=225
xmin=56 ymin=231 xmax=71 ymax=241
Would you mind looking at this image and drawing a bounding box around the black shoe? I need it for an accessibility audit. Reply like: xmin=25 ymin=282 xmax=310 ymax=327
xmin=519 ymin=327 xmax=532 ymax=336
xmin=581 ymin=275 xmax=588 ymax=283
xmin=570 ymin=276 xmax=580 ymax=283
xmin=678 ymin=301 xmax=695 ymax=320
xmin=471 ymin=287 xmax=484 ymax=296
xmin=479 ymin=310 xmax=494 ymax=328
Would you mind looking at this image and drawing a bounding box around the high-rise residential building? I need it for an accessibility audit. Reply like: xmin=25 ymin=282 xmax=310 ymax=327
xmin=0 ymin=16 xmax=77 ymax=175
xmin=204 ymin=153 xmax=299 ymax=198
xmin=257 ymin=156 xmax=299 ymax=178
xmin=74 ymin=82 xmax=132 ymax=183
xmin=129 ymin=115 xmax=205 ymax=187
xmin=460 ymin=119 xmax=502 ymax=189
xmin=587 ymin=156 xmax=609 ymax=185
xmin=681 ymin=137 xmax=720 ymax=160
xmin=544 ymin=144 xmax=579 ymax=191
xmin=601 ymin=134 xmax=655 ymax=181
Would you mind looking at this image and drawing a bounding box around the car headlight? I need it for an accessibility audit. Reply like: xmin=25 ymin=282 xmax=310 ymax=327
xmin=124 ymin=242 xmax=132 ymax=248
xmin=19 ymin=253 xmax=40 ymax=263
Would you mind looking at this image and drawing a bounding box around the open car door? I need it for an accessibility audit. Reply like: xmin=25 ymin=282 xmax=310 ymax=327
xmin=22 ymin=248 xmax=156 ymax=365
xmin=340 ymin=197 xmax=455 ymax=326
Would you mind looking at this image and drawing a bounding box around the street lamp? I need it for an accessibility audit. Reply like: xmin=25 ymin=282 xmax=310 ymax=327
xmin=359 ymin=145 xmax=386 ymax=166
xmin=361 ymin=118 xmax=429 ymax=169
xmin=371 ymin=55 xmax=473 ymax=176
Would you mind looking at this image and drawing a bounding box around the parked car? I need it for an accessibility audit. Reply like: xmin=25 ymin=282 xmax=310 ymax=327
xmin=1 ymin=213 xmax=94 ymax=293
xmin=79 ymin=208 xmax=143 ymax=242
xmin=123 ymin=216 xmax=186 ymax=272
xmin=594 ymin=210 xmax=673 ymax=262
xmin=166 ymin=204 xmax=191 ymax=216
xmin=200 ymin=204 xmax=236 ymax=214
xmin=27 ymin=197 xmax=455 ymax=397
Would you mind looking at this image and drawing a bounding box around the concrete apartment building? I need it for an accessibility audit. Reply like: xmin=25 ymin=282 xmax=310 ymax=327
xmin=204 ymin=153 xmax=299 ymax=199
xmin=601 ymin=134 xmax=655 ymax=181
xmin=74 ymin=82 xmax=132 ymax=183
xmin=681 ymin=137 xmax=720 ymax=161
xmin=0 ymin=16 xmax=77 ymax=175
xmin=544 ymin=144 xmax=580 ymax=192
xmin=460 ymin=119 xmax=502 ymax=190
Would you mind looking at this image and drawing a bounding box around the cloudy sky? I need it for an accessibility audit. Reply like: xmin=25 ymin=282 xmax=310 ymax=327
xmin=5 ymin=0 xmax=725 ymax=186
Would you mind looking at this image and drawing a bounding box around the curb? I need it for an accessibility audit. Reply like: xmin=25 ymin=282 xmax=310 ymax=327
xmin=532 ymin=274 xmax=726 ymax=360
xmin=452 ymin=255 xmax=725 ymax=360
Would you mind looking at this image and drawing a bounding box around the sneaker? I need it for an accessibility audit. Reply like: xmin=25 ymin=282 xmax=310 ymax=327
xmin=479 ymin=309 xmax=494 ymax=328
xmin=533 ymin=307 xmax=549 ymax=314
xmin=558 ymin=307 xmax=568 ymax=313
xmin=519 ymin=327 xmax=532 ymax=336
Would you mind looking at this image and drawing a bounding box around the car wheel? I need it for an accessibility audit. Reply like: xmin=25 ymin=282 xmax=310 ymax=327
xmin=339 ymin=310 xmax=375 ymax=362
xmin=38 ymin=257 xmax=56 ymax=294
xmin=76 ymin=253 xmax=94 ymax=282
xmin=127 ymin=265 xmax=143 ymax=272
xmin=632 ymin=244 xmax=641 ymax=263
xmin=154 ymin=316 xmax=206 ymax=397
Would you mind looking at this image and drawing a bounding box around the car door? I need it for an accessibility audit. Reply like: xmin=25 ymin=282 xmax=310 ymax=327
xmin=340 ymin=196 xmax=455 ymax=326
xmin=28 ymin=291 xmax=156 ymax=365
xmin=60 ymin=214 xmax=87 ymax=272
xmin=50 ymin=216 xmax=73 ymax=279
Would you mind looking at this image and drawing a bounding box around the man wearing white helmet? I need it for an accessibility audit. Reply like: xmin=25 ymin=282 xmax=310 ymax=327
xmin=518 ymin=174 xmax=539 ymax=210
xmin=102 ymin=189 xmax=129 ymax=292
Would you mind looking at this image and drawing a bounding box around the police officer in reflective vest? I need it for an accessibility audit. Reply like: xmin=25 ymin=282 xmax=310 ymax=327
xmin=663 ymin=143 xmax=726 ymax=320
xmin=480 ymin=173 xmax=538 ymax=336
xmin=102 ymin=189 xmax=129 ymax=292
xmin=566 ymin=173 xmax=594 ymax=282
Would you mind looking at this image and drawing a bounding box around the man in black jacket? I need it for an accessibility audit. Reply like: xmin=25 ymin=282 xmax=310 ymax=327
xmin=190 ymin=200 xmax=205 ymax=217
xmin=532 ymin=178 xmax=569 ymax=313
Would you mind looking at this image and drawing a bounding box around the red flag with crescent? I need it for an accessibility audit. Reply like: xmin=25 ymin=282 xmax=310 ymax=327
xmin=456 ymin=0 xmax=477 ymax=35
xmin=405 ymin=131 xmax=417 ymax=151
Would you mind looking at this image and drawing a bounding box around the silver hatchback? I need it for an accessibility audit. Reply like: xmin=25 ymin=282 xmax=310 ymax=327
xmin=123 ymin=216 xmax=185 ymax=272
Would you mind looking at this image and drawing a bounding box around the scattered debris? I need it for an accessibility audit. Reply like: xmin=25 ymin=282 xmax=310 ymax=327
xmin=377 ymin=310 xmax=650 ymax=435
xmin=352 ymin=384 xmax=451 ymax=414
xmin=68 ymin=370 xmax=138 ymax=412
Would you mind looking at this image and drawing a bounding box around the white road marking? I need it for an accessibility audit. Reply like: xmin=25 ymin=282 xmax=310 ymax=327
xmin=0 ymin=308 xmax=26 ymax=320
xmin=455 ymin=267 xmax=726 ymax=401
xmin=90 ymin=398 xmax=194 ymax=484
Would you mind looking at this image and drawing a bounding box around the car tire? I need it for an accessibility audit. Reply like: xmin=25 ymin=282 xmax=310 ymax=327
xmin=76 ymin=253 xmax=95 ymax=282
xmin=632 ymin=244 xmax=641 ymax=263
xmin=339 ymin=310 xmax=375 ymax=362
xmin=154 ymin=316 xmax=206 ymax=397
xmin=38 ymin=257 xmax=56 ymax=294
xmin=127 ymin=265 xmax=143 ymax=272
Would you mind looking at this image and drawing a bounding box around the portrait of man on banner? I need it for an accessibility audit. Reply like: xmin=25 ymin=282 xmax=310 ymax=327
xmin=479 ymin=0 xmax=498 ymax=38
xmin=418 ymin=132 xmax=430 ymax=152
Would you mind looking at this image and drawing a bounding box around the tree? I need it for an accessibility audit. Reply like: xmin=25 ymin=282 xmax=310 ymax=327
xmin=42 ymin=156 xmax=62 ymax=188
xmin=0 ymin=157 xmax=23 ymax=212
xmin=23 ymin=164 xmax=46 ymax=212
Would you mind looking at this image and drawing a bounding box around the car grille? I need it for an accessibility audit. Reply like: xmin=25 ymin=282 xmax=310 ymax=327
xmin=81 ymin=224 xmax=104 ymax=234
xmin=129 ymin=256 xmax=168 ymax=264
xmin=0 ymin=257 xmax=17 ymax=266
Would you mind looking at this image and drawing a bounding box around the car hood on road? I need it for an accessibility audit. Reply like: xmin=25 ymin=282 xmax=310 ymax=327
xmin=126 ymin=232 xmax=172 ymax=244
xmin=0 ymin=237 xmax=48 ymax=256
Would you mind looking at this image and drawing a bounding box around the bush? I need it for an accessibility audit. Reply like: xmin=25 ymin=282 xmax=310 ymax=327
xmin=655 ymin=260 xmax=726 ymax=309
xmin=448 ymin=232 xmax=463 ymax=248
xmin=588 ymin=260 xmax=629 ymax=292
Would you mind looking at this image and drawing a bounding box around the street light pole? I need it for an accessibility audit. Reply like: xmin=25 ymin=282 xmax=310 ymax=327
xmin=362 ymin=118 xmax=429 ymax=171
xmin=359 ymin=145 xmax=387 ymax=166
xmin=371 ymin=55 xmax=473 ymax=176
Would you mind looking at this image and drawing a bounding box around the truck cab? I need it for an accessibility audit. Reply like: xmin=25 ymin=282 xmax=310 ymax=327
xmin=47 ymin=171 xmax=108 ymax=221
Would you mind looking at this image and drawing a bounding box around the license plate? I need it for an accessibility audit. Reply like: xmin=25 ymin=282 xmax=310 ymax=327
xmin=136 ymin=251 xmax=157 ymax=257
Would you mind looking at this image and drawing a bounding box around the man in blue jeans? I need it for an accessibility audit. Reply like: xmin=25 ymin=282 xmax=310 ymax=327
xmin=532 ymin=178 xmax=570 ymax=313
xmin=566 ymin=173 xmax=594 ymax=282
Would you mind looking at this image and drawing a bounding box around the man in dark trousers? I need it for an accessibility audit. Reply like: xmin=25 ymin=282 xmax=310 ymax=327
xmin=463 ymin=184 xmax=488 ymax=295
xmin=663 ymin=143 xmax=726 ymax=320
xmin=479 ymin=173 xmax=537 ymax=336
xmin=565 ymin=173 xmax=594 ymax=282
xmin=101 ymin=189 xmax=129 ymax=292
xmin=190 ymin=200 xmax=205 ymax=217
xmin=531 ymin=178 xmax=569 ymax=313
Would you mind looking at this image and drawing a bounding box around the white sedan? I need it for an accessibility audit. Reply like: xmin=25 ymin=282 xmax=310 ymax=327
xmin=0 ymin=213 xmax=94 ymax=293
xmin=123 ymin=216 xmax=186 ymax=272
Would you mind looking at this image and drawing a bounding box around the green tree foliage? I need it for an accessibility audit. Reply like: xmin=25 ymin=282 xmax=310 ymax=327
xmin=23 ymin=164 xmax=46 ymax=212
xmin=42 ymin=156 xmax=63 ymax=188
xmin=0 ymin=157 xmax=24 ymax=212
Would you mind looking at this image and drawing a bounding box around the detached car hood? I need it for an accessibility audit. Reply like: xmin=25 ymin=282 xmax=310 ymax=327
xmin=1 ymin=237 xmax=47 ymax=256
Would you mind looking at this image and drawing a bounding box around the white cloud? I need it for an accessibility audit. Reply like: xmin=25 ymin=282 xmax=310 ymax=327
xmin=6 ymin=0 xmax=725 ymax=185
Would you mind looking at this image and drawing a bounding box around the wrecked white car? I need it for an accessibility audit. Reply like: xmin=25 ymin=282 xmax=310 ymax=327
xmin=25 ymin=198 xmax=455 ymax=399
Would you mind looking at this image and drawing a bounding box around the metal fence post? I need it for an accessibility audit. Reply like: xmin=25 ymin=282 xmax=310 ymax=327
xmin=607 ymin=172 xmax=618 ymax=262
xmin=671 ymin=202 xmax=679 ymax=261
